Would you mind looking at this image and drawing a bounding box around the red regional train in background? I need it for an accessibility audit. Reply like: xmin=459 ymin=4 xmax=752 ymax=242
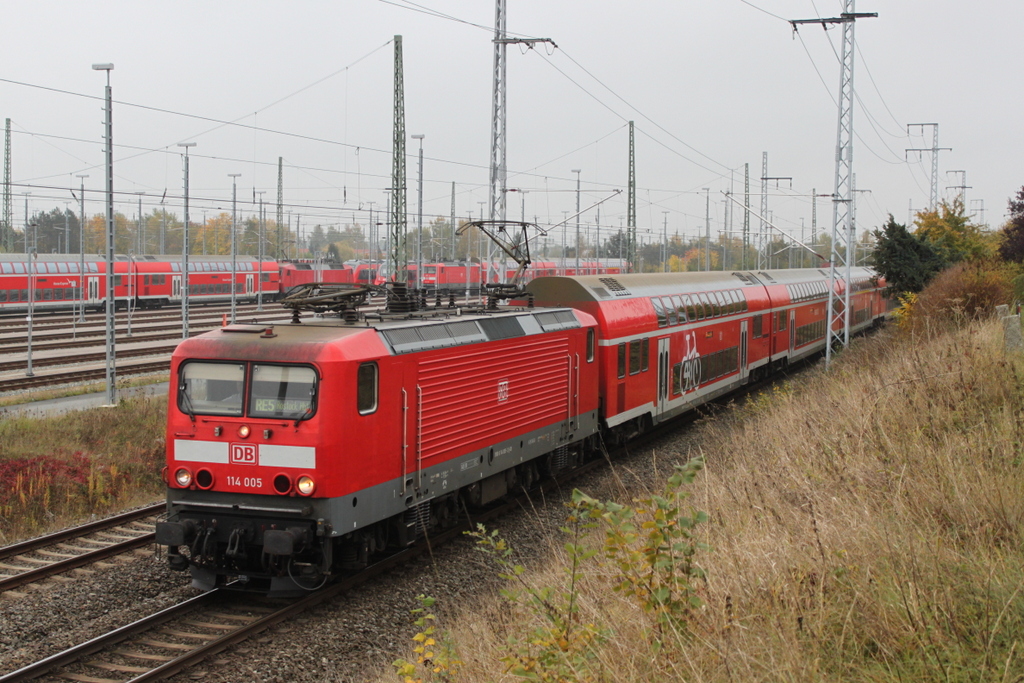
xmin=0 ymin=254 xmax=369 ymax=316
xmin=156 ymin=266 xmax=889 ymax=595
xmin=412 ymin=258 xmax=627 ymax=294
xmin=0 ymin=253 xmax=626 ymax=318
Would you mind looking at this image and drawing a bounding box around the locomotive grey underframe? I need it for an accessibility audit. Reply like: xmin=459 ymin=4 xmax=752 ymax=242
xmin=165 ymin=408 xmax=599 ymax=542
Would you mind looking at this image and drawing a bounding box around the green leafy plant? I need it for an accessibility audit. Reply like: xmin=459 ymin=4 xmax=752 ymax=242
xmin=393 ymin=595 xmax=462 ymax=683
xmin=572 ymin=456 xmax=708 ymax=647
xmin=470 ymin=517 xmax=608 ymax=682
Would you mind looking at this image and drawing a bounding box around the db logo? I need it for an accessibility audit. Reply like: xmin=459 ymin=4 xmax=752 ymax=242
xmin=229 ymin=443 xmax=258 ymax=466
xmin=497 ymin=380 xmax=509 ymax=403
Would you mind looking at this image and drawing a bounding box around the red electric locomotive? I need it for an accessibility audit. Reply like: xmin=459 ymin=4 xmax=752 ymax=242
xmin=156 ymin=266 xmax=887 ymax=595
xmin=157 ymin=296 xmax=600 ymax=594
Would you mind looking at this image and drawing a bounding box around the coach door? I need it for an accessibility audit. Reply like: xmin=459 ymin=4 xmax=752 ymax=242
xmin=86 ymin=276 xmax=100 ymax=305
xmin=789 ymin=309 xmax=797 ymax=354
xmin=739 ymin=320 xmax=749 ymax=381
xmin=245 ymin=274 xmax=254 ymax=296
xmin=657 ymin=337 xmax=671 ymax=419
xmin=171 ymin=275 xmax=182 ymax=301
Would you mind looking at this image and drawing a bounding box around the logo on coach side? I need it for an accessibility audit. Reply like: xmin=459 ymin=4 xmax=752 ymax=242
xmin=497 ymin=380 xmax=509 ymax=403
xmin=229 ymin=443 xmax=258 ymax=466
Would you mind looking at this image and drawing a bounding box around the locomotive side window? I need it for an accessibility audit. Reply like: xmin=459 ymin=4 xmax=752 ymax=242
xmin=617 ymin=343 xmax=626 ymax=379
xmin=357 ymin=362 xmax=378 ymax=415
xmin=178 ymin=362 xmax=245 ymax=417
xmin=587 ymin=329 xmax=595 ymax=362
xmin=249 ymin=364 xmax=318 ymax=420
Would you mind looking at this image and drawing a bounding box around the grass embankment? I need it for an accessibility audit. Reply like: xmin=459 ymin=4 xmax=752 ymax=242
xmin=0 ymin=397 xmax=166 ymax=544
xmin=391 ymin=319 xmax=1024 ymax=682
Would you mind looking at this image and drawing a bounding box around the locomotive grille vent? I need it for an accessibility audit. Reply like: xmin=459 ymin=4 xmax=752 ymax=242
xmin=418 ymin=325 xmax=451 ymax=342
xmin=383 ymin=327 xmax=422 ymax=346
xmin=598 ymin=277 xmax=631 ymax=296
xmin=381 ymin=321 xmax=489 ymax=354
xmin=535 ymin=310 xmax=580 ymax=331
xmin=479 ymin=317 xmax=526 ymax=341
xmin=447 ymin=321 xmax=482 ymax=339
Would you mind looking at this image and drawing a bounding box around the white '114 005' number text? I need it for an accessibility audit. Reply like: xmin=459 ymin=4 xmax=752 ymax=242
xmin=227 ymin=476 xmax=262 ymax=488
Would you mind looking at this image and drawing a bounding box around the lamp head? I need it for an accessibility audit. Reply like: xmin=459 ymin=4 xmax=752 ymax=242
xmin=92 ymin=63 xmax=114 ymax=71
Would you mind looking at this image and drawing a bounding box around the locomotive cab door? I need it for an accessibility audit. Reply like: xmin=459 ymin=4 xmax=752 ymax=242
xmin=656 ymin=337 xmax=670 ymax=419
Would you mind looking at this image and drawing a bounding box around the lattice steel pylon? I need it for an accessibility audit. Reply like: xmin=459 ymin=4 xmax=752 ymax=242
xmin=488 ymin=0 xmax=555 ymax=282
xmin=759 ymin=152 xmax=768 ymax=270
xmin=906 ymin=123 xmax=949 ymax=212
xmin=3 ymin=118 xmax=11 ymax=252
xmin=390 ymin=35 xmax=407 ymax=282
xmin=626 ymin=120 xmax=636 ymax=273
xmin=791 ymin=2 xmax=876 ymax=366
xmin=743 ymin=163 xmax=750 ymax=269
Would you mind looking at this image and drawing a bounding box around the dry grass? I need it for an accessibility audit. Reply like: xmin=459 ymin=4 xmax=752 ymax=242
xmin=0 ymin=396 xmax=166 ymax=543
xmin=0 ymin=373 xmax=169 ymax=408
xmin=385 ymin=318 xmax=1024 ymax=682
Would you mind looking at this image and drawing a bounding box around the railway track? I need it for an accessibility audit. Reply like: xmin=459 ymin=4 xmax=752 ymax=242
xmin=0 ymin=503 xmax=163 ymax=595
xmin=0 ymin=412 xmax=691 ymax=683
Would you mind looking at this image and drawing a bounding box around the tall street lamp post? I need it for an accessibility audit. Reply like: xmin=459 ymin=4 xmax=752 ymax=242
xmin=92 ymin=62 xmax=116 ymax=406
xmin=26 ymin=246 xmax=36 ymax=377
xmin=178 ymin=142 xmax=196 ymax=339
xmin=572 ymin=169 xmax=581 ymax=273
xmin=75 ymin=174 xmax=88 ymax=322
xmin=228 ymin=173 xmax=241 ymax=324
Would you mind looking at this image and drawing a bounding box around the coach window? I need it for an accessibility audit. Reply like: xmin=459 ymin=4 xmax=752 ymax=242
xmin=629 ymin=340 xmax=642 ymax=375
xmin=13 ymin=262 xmax=25 ymax=274
xmin=752 ymin=314 xmax=762 ymax=338
xmin=586 ymin=329 xmax=595 ymax=362
xmin=697 ymin=292 xmax=713 ymax=318
xmin=178 ymin=362 xmax=245 ymax=417
xmin=664 ymin=297 xmax=678 ymax=325
xmin=672 ymin=295 xmax=687 ymax=323
xmin=641 ymin=337 xmax=650 ymax=372
xmin=652 ymin=297 xmax=668 ymax=327
xmin=682 ymin=295 xmax=697 ymax=321
xmin=617 ymin=343 xmax=626 ymax=379
xmin=250 ymin=364 xmax=318 ymax=420
xmin=714 ymin=291 xmax=729 ymax=315
xmin=357 ymin=362 xmax=378 ymax=415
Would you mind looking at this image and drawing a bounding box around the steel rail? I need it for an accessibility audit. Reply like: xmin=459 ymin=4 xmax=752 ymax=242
xmin=0 ymin=503 xmax=163 ymax=561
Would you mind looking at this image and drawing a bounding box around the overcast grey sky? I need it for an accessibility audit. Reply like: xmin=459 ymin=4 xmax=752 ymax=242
xmin=2 ymin=0 xmax=1020 ymax=251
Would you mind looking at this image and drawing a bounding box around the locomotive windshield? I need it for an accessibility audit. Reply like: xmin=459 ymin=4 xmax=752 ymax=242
xmin=248 ymin=364 xmax=318 ymax=419
xmin=177 ymin=361 xmax=317 ymax=419
xmin=178 ymin=362 xmax=245 ymax=416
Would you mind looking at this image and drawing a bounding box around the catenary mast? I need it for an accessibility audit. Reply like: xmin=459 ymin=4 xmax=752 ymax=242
xmin=791 ymin=1 xmax=876 ymax=365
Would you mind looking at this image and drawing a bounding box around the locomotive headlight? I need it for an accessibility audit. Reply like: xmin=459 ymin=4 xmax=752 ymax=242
xmin=296 ymin=475 xmax=316 ymax=496
xmin=174 ymin=468 xmax=193 ymax=488
xmin=237 ymin=424 xmax=251 ymax=439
